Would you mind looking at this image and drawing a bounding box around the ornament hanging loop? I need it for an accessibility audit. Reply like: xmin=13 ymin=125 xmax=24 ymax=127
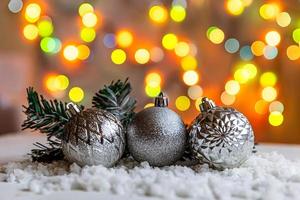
xmin=200 ymin=97 xmax=216 ymax=112
xmin=66 ymin=102 xmax=81 ymax=116
xmin=154 ymin=92 xmax=168 ymax=107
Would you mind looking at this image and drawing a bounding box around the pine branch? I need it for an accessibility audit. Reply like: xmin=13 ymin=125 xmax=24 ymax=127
xmin=92 ymin=78 xmax=136 ymax=126
xmin=31 ymin=139 xmax=64 ymax=162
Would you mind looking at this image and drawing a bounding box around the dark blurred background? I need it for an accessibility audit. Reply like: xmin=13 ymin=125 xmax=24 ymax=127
xmin=0 ymin=0 xmax=299 ymax=143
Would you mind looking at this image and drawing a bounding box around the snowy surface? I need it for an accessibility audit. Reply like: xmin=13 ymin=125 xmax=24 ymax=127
xmin=0 ymin=132 xmax=300 ymax=200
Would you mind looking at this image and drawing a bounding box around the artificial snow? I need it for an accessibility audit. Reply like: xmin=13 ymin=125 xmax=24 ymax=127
xmin=1 ymin=153 xmax=300 ymax=199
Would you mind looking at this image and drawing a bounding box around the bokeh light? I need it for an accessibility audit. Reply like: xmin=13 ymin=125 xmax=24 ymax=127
xmin=226 ymin=0 xmax=244 ymax=16
xmin=111 ymin=49 xmax=126 ymax=65
xmin=44 ymin=74 xmax=58 ymax=92
xmin=144 ymin=103 xmax=154 ymax=108
xmin=268 ymin=111 xmax=284 ymax=126
xmin=25 ymin=3 xmax=41 ymax=23
xmin=82 ymin=12 xmax=98 ymax=28
xmin=225 ymin=80 xmax=240 ymax=95
xmin=265 ymin=31 xmax=281 ymax=46
xmin=145 ymin=72 xmax=161 ymax=87
xmin=286 ymin=45 xmax=300 ymax=60
xmin=78 ymin=3 xmax=94 ymax=17
xmin=77 ymin=44 xmax=90 ymax=60
xmin=135 ymin=48 xmax=150 ymax=64
xmin=23 ymin=24 xmax=39 ymax=41
xmin=263 ymin=45 xmax=278 ymax=60
xmin=208 ymin=27 xmax=225 ymax=44
xmin=195 ymin=97 xmax=202 ymax=111
xmin=40 ymin=37 xmax=56 ymax=53
xmin=8 ymin=0 xmax=23 ymax=13
xmin=255 ymin=99 xmax=268 ymax=115
xmin=55 ymin=75 xmax=69 ymax=91
xmin=225 ymin=38 xmax=240 ymax=53
xmin=239 ymin=45 xmax=253 ymax=61
xmin=149 ymin=5 xmax=168 ymax=24
xmin=260 ymin=72 xmax=277 ymax=87
xmin=259 ymin=3 xmax=280 ymax=20
xmin=162 ymin=33 xmax=178 ymax=50
xmin=80 ymin=28 xmax=96 ymax=43
xmin=63 ymin=45 xmax=78 ymax=61
xmin=69 ymin=87 xmax=85 ymax=103
xmin=187 ymin=85 xmax=203 ymax=100
xmin=175 ymin=96 xmax=190 ymax=111
xmin=234 ymin=63 xmax=257 ymax=84
xmin=292 ymin=28 xmax=300 ymax=44
xmin=269 ymin=101 xmax=284 ymax=113
xmin=251 ymin=41 xmax=265 ymax=56
xmin=183 ymin=70 xmax=199 ymax=86
xmin=174 ymin=42 xmax=190 ymax=57
xmin=221 ymin=91 xmax=236 ymax=105
xmin=103 ymin=33 xmax=116 ymax=48
xmin=116 ymin=30 xmax=133 ymax=48
xmin=150 ymin=47 xmax=164 ymax=62
xmin=37 ymin=18 xmax=53 ymax=37
xmin=170 ymin=5 xmax=186 ymax=22
xmin=262 ymin=86 xmax=277 ymax=102
xmin=276 ymin=12 xmax=291 ymax=27
xmin=145 ymin=85 xmax=161 ymax=97
xmin=181 ymin=55 xmax=197 ymax=71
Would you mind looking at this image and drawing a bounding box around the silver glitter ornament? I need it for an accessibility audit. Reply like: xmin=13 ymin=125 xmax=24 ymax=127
xmin=62 ymin=103 xmax=125 ymax=167
xmin=127 ymin=93 xmax=187 ymax=166
xmin=188 ymin=97 xmax=254 ymax=170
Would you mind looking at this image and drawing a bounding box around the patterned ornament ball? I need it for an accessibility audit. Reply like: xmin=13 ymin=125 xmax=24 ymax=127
xmin=62 ymin=103 xmax=125 ymax=167
xmin=188 ymin=97 xmax=254 ymax=170
xmin=127 ymin=93 xmax=187 ymax=166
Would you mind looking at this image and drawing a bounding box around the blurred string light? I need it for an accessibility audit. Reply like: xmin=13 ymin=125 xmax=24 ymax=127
xmin=255 ymin=99 xmax=268 ymax=114
xmin=181 ymin=55 xmax=197 ymax=71
xmin=259 ymin=3 xmax=280 ymax=20
xmin=149 ymin=5 xmax=168 ymax=24
xmin=145 ymin=72 xmax=161 ymax=87
xmin=292 ymin=28 xmax=300 ymax=43
xmin=44 ymin=74 xmax=70 ymax=92
xmin=226 ymin=0 xmax=244 ymax=16
xmin=150 ymin=47 xmax=164 ymax=62
xmin=269 ymin=101 xmax=284 ymax=113
xmin=261 ymin=86 xmax=277 ymax=102
xmin=251 ymin=41 xmax=265 ymax=56
xmin=8 ymin=0 xmax=23 ymax=13
xmin=268 ymin=111 xmax=284 ymax=126
xmin=24 ymin=3 xmax=41 ymax=23
xmin=145 ymin=85 xmax=161 ymax=97
xmin=40 ymin=37 xmax=61 ymax=54
xmin=239 ymin=45 xmax=253 ymax=61
xmin=225 ymin=80 xmax=240 ymax=95
xmin=116 ymin=30 xmax=133 ymax=48
xmin=69 ymin=87 xmax=85 ymax=102
xmin=170 ymin=5 xmax=186 ymax=22
xmin=187 ymin=85 xmax=203 ymax=100
xmin=221 ymin=91 xmax=236 ymax=105
xmin=260 ymin=72 xmax=277 ymax=87
xmin=276 ymin=12 xmax=291 ymax=27
xmin=174 ymin=41 xmax=190 ymax=57
xmin=111 ymin=49 xmax=126 ymax=65
xmin=82 ymin=12 xmax=98 ymax=28
xmin=175 ymin=96 xmax=190 ymax=111
xmin=265 ymin=31 xmax=281 ymax=46
xmin=78 ymin=3 xmax=94 ymax=17
xmin=23 ymin=24 xmax=38 ymax=40
xmin=183 ymin=70 xmax=199 ymax=86
xmin=286 ymin=45 xmax=300 ymax=60
xmin=63 ymin=45 xmax=79 ymax=61
xmin=224 ymin=38 xmax=240 ymax=53
xmin=135 ymin=48 xmax=150 ymax=64
xmin=37 ymin=17 xmax=54 ymax=37
xmin=207 ymin=27 xmax=225 ymax=44
xmin=162 ymin=33 xmax=178 ymax=50
xmin=263 ymin=45 xmax=278 ymax=60
xmin=80 ymin=27 xmax=96 ymax=42
xmin=103 ymin=33 xmax=116 ymax=48
xmin=234 ymin=63 xmax=257 ymax=84
xmin=77 ymin=44 xmax=90 ymax=60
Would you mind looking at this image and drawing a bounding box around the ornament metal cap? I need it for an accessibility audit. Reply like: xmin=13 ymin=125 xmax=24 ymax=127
xmin=154 ymin=92 xmax=168 ymax=107
xmin=199 ymin=97 xmax=216 ymax=112
xmin=66 ymin=102 xmax=81 ymax=116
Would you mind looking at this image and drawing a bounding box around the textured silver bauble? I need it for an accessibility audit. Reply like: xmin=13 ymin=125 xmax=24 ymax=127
xmin=188 ymin=98 xmax=254 ymax=170
xmin=127 ymin=106 xmax=187 ymax=166
xmin=62 ymin=106 xmax=125 ymax=167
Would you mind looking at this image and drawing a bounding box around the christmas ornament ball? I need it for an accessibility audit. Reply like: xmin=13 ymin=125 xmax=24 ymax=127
xmin=188 ymin=97 xmax=254 ymax=170
xmin=127 ymin=93 xmax=187 ymax=166
xmin=62 ymin=103 xmax=125 ymax=167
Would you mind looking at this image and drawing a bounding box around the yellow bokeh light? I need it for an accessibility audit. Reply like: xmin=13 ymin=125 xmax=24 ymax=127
xmin=234 ymin=63 xmax=257 ymax=84
xmin=45 ymin=74 xmax=58 ymax=92
xmin=25 ymin=3 xmax=41 ymax=23
xmin=181 ymin=55 xmax=197 ymax=71
xmin=135 ymin=49 xmax=150 ymax=64
xmin=251 ymin=41 xmax=265 ymax=56
xmin=221 ymin=91 xmax=236 ymax=105
xmin=111 ymin=49 xmax=126 ymax=65
xmin=37 ymin=19 xmax=53 ymax=37
xmin=262 ymin=86 xmax=277 ymax=102
xmin=144 ymin=103 xmax=154 ymax=108
xmin=77 ymin=44 xmax=90 ymax=60
xmin=265 ymin=31 xmax=281 ymax=46
xmin=63 ymin=45 xmax=79 ymax=61
xmin=145 ymin=72 xmax=161 ymax=87
xmin=78 ymin=3 xmax=94 ymax=17
xmin=149 ymin=5 xmax=168 ymax=24
xmin=286 ymin=45 xmax=300 ymax=61
xmin=23 ymin=24 xmax=39 ymax=40
xmin=260 ymin=72 xmax=277 ymax=87
xmin=225 ymin=80 xmax=240 ymax=95
xmin=69 ymin=87 xmax=85 ymax=103
xmin=226 ymin=0 xmax=244 ymax=16
xmin=80 ymin=28 xmax=96 ymax=43
xmin=187 ymin=85 xmax=203 ymax=100
xmin=162 ymin=33 xmax=178 ymax=50
xmin=195 ymin=98 xmax=202 ymax=111
xmin=255 ymin=99 xmax=268 ymax=115
xmin=145 ymin=85 xmax=161 ymax=97
xmin=268 ymin=111 xmax=284 ymax=126
xmin=55 ymin=75 xmax=69 ymax=90
xmin=175 ymin=96 xmax=190 ymax=111
xmin=259 ymin=3 xmax=280 ymax=20
xmin=183 ymin=70 xmax=199 ymax=86
xmin=276 ymin=12 xmax=291 ymax=27
xmin=116 ymin=30 xmax=133 ymax=48
xmin=82 ymin=12 xmax=98 ymax=28
xmin=175 ymin=42 xmax=190 ymax=57
xmin=209 ymin=28 xmax=225 ymax=44
xmin=170 ymin=5 xmax=186 ymax=22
